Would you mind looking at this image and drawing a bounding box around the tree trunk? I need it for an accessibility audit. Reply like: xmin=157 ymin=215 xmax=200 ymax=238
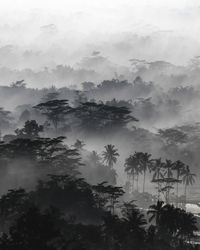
xmin=132 ymin=174 xmax=135 ymax=193
xmin=143 ymin=170 xmax=146 ymax=193
xmin=176 ymin=172 xmax=179 ymax=207
xmin=184 ymin=184 xmax=187 ymax=205
xmin=136 ymin=173 xmax=139 ymax=192
xmin=157 ymin=182 xmax=160 ymax=200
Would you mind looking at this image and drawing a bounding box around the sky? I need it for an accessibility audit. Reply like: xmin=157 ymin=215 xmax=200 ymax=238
xmin=0 ymin=0 xmax=200 ymax=66
xmin=0 ymin=0 xmax=200 ymax=35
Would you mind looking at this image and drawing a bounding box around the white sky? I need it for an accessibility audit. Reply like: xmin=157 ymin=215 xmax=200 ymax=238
xmin=0 ymin=0 xmax=199 ymax=66
xmin=0 ymin=0 xmax=199 ymax=36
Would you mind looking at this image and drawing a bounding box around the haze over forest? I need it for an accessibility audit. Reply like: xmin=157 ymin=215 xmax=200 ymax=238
xmin=0 ymin=1 xmax=200 ymax=249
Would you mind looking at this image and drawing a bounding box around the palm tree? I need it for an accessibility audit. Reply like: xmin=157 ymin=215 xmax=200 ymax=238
xmin=151 ymin=158 xmax=165 ymax=200
xmin=147 ymin=200 xmax=165 ymax=226
xmin=133 ymin=153 xmax=143 ymax=192
xmin=124 ymin=155 xmax=140 ymax=192
xmin=172 ymin=160 xmax=185 ymax=206
xmin=89 ymin=150 xmax=101 ymax=165
xmin=137 ymin=152 xmax=152 ymax=193
xmin=102 ymin=144 xmax=119 ymax=169
xmin=162 ymin=159 xmax=176 ymax=203
xmin=122 ymin=201 xmax=147 ymax=244
xmin=182 ymin=165 xmax=196 ymax=204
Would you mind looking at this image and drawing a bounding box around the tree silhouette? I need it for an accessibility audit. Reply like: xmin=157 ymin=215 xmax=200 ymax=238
xmin=102 ymin=144 xmax=119 ymax=169
xmin=15 ymin=120 xmax=43 ymax=139
xmin=72 ymin=139 xmax=85 ymax=150
xmin=182 ymin=165 xmax=196 ymax=204
xmin=147 ymin=200 xmax=165 ymax=226
xmin=136 ymin=152 xmax=153 ymax=193
xmin=172 ymin=160 xmax=185 ymax=206
xmin=121 ymin=201 xmax=147 ymax=249
xmin=124 ymin=154 xmax=141 ymax=192
xmin=160 ymin=159 xmax=180 ymax=204
xmin=33 ymin=100 xmax=73 ymax=130
xmin=92 ymin=182 xmax=124 ymax=214
xmin=151 ymin=158 xmax=165 ymax=200
xmin=0 ymin=107 xmax=12 ymax=131
xmin=74 ymin=101 xmax=138 ymax=133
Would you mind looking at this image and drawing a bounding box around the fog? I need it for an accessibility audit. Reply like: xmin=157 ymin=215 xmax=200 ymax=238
xmin=0 ymin=0 xmax=200 ymax=76
xmin=0 ymin=1 xmax=199 ymax=249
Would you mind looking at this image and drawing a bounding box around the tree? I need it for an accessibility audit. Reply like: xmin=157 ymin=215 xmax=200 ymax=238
xmin=158 ymin=204 xmax=197 ymax=243
xmin=10 ymin=80 xmax=26 ymax=88
xmin=15 ymin=120 xmax=43 ymax=139
xmin=74 ymin=102 xmax=138 ymax=133
xmin=151 ymin=158 xmax=165 ymax=200
xmin=135 ymin=152 xmax=153 ymax=193
xmin=81 ymin=81 xmax=95 ymax=91
xmin=41 ymin=92 xmax=60 ymax=102
xmin=121 ymin=201 xmax=147 ymax=249
xmin=102 ymin=144 xmax=119 ymax=169
xmin=182 ymin=165 xmax=196 ymax=204
xmin=124 ymin=154 xmax=141 ymax=192
xmin=50 ymin=147 xmax=83 ymax=176
xmin=147 ymin=200 xmax=165 ymax=226
xmin=0 ymin=206 xmax=63 ymax=250
xmin=92 ymin=182 xmax=124 ymax=214
xmin=160 ymin=160 xmax=180 ymax=204
xmin=72 ymin=139 xmax=85 ymax=150
xmin=88 ymin=151 xmax=101 ymax=165
xmin=0 ymin=107 xmax=12 ymax=131
xmin=172 ymin=160 xmax=185 ymax=206
xmin=33 ymin=100 xmax=73 ymax=130
xmin=158 ymin=128 xmax=187 ymax=145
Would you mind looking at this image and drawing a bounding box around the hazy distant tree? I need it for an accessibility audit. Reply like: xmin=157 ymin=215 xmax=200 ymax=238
xmin=0 ymin=107 xmax=12 ymax=130
xmin=160 ymin=160 xmax=180 ymax=204
xmin=102 ymin=144 xmax=119 ymax=169
xmin=73 ymin=90 xmax=88 ymax=107
xmin=172 ymin=160 xmax=185 ymax=206
xmin=89 ymin=151 xmax=101 ymax=165
xmin=182 ymin=165 xmax=196 ymax=204
xmin=72 ymin=139 xmax=85 ymax=150
xmin=10 ymin=80 xmax=26 ymax=88
xmin=41 ymin=92 xmax=60 ymax=102
xmin=33 ymin=100 xmax=73 ymax=130
xmin=81 ymin=81 xmax=95 ymax=91
xmin=85 ymin=151 xmax=117 ymax=185
xmin=151 ymin=159 xmax=165 ymax=200
xmin=106 ymin=98 xmax=133 ymax=109
xmin=97 ymin=79 xmax=130 ymax=91
xmin=124 ymin=154 xmax=141 ymax=192
xmin=19 ymin=109 xmax=31 ymax=123
xmin=158 ymin=128 xmax=187 ymax=145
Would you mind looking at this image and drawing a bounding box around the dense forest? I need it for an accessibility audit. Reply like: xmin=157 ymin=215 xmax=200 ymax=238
xmin=0 ymin=71 xmax=199 ymax=249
